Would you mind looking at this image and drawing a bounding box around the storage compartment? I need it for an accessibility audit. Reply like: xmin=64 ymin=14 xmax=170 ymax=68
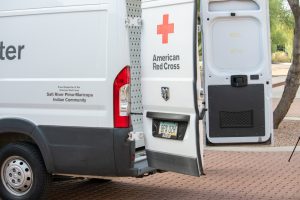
xmin=220 ymin=110 xmax=253 ymax=128
xmin=208 ymin=84 xmax=265 ymax=138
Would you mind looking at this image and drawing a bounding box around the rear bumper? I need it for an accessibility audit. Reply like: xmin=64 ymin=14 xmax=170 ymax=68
xmin=34 ymin=125 xmax=155 ymax=177
xmin=0 ymin=118 xmax=153 ymax=177
xmin=130 ymin=157 xmax=155 ymax=177
xmin=113 ymin=128 xmax=155 ymax=177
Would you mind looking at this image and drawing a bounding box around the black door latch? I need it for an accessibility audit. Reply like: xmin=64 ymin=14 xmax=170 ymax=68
xmin=231 ymin=75 xmax=248 ymax=87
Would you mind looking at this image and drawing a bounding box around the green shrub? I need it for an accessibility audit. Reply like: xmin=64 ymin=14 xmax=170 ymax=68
xmin=272 ymin=51 xmax=291 ymax=63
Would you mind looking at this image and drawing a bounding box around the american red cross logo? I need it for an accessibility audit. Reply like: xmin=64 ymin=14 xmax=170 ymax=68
xmin=157 ymin=14 xmax=174 ymax=44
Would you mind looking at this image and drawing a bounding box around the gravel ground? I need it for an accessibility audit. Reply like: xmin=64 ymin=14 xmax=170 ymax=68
xmin=275 ymin=120 xmax=300 ymax=147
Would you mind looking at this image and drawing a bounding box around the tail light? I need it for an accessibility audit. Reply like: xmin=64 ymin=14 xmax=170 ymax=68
xmin=114 ymin=66 xmax=131 ymax=128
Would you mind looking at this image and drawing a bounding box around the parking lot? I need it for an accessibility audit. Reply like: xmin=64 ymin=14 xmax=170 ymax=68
xmin=46 ymin=150 xmax=300 ymax=200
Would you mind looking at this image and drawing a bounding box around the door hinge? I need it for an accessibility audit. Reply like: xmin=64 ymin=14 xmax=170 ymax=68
xmin=128 ymin=131 xmax=144 ymax=141
xmin=125 ymin=17 xmax=142 ymax=27
xmin=197 ymin=24 xmax=202 ymax=33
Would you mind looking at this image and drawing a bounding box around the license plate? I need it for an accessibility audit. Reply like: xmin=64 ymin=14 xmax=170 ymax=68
xmin=159 ymin=122 xmax=178 ymax=139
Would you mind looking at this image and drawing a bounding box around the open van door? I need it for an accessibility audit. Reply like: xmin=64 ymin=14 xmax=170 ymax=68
xmin=201 ymin=0 xmax=273 ymax=144
xmin=141 ymin=0 xmax=204 ymax=176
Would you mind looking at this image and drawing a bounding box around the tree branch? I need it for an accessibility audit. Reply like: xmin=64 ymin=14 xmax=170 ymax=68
xmin=274 ymin=0 xmax=300 ymax=128
xmin=287 ymin=0 xmax=300 ymax=17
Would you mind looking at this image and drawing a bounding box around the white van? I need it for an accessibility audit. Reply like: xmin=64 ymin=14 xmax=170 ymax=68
xmin=0 ymin=0 xmax=272 ymax=199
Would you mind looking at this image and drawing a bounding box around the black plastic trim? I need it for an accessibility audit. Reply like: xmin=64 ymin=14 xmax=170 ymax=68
xmin=131 ymin=159 xmax=155 ymax=177
xmin=0 ymin=119 xmax=152 ymax=177
xmin=146 ymin=112 xmax=190 ymax=122
xmin=0 ymin=118 xmax=35 ymax=134
xmin=0 ymin=118 xmax=55 ymax=173
xmin=113 ymin=127 xmax=135 ymax=176
xmin=146 ymin=150 xmax=200 ymax=177
xmin=38 ymin=126 xmax=137 ymax=176
xmin=231 ymin=75 xmax=248 ymax=87
xmin=250 ymin=74 xmax=260 ymax=80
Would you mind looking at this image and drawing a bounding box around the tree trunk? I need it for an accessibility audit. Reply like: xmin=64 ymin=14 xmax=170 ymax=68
xmin=273 ymin=1 xmax=300 ymax=129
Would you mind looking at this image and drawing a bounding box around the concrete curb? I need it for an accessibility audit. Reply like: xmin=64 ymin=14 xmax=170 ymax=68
xmin=285 ymin=117 xmax=300 ymax=121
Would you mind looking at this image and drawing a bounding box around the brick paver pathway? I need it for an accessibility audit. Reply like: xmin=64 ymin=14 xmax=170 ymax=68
xmin=46 ymin=151 xmax=300 ymax=200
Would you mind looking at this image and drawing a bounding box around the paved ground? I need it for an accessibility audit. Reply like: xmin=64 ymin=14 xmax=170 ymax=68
xmin=46 ymin=151 xmax=300 ymax=200
xmin=272 ymin=63 xmax=290 ymax=77
xmin=273 ymin=99 xmax=300 ymax=118
xmin=271 ymin=63 xmax=300 ymax=99
xmin=274 ymin=120 xmax=300 ymax=146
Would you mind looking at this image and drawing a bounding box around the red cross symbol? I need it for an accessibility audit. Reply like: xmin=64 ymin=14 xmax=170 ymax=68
xmin=157 ymin=14 xmax=174 ymax=44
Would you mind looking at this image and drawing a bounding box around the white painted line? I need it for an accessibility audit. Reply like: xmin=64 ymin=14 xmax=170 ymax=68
xmin=205 ymin=146 xmax=300 ymax=152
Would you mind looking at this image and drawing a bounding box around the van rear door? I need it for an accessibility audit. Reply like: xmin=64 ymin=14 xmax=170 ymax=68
xmin=141 ymin=0 xmax=204 ymax=176
xmin=201 ymin=0 xmax=273 ymax=144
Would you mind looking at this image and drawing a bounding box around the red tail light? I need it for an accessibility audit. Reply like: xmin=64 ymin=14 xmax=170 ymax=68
xmin=114 ymin=66 xmax=131 ymax=128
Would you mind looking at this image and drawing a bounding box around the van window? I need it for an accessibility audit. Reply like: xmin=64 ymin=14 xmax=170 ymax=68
xmin=209 ymin=0 xmax=259 ymax=12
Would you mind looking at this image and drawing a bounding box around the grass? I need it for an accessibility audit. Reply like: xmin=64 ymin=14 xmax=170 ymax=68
xmin=272 ymin=51 xmax=291 ymax=63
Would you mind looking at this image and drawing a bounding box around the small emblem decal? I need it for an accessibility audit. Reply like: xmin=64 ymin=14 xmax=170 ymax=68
xmin=161 ymin=87 xmax=170 ymax=101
